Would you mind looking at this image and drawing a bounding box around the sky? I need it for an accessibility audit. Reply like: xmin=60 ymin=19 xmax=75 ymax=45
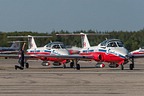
xmin=0 ymin=0 xmax=144 ymax=33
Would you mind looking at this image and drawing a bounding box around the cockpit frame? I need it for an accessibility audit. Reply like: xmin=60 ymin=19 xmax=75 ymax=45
xmin=100 ymin=39 xmax=124 ymax=47
xmin=45 ymin=42 xmax=66 ymax=49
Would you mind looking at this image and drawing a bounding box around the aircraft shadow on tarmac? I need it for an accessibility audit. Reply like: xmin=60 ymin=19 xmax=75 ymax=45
xmin=28 ymin=66 xmax=144 ymax=72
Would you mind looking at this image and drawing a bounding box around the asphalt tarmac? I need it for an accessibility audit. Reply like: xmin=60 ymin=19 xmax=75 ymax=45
xmin=0 ymin=58 xmax=144 ymax=96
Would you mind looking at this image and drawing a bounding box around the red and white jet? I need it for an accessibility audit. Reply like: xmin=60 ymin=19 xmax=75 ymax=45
xmin=54 ymin=33 xmax=144 ymax=70
xmin=6 ymin=35 xmax=71 ymax=69
xmin=2 ymin=34 xmax=144 ymax=70
xmin=26 ymin=35 xmax=71 ymax=68
xmin=129 ymin=47 xmax=144 ymax=58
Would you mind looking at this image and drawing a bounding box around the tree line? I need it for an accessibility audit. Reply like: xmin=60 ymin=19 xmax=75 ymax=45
xmin=0 ymin=29 xmax=144 ymax=51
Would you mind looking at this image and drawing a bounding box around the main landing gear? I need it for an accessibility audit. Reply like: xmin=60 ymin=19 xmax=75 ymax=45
xmin=129 ymin=57 xmax=134 ymax=70
xmin=76 ymin=63 xmax=80 ymax=70
xmin=25 ymin=62 xmax=29 ymax=68
xmin=70 ymin=60 xmax=80 ymax=70
xmin=120 ymin=57 xmax=134 ymax=70
xmin=120 ymin=63 xmax=134 ymax=70
xmin=70 ymin=62 xmax=74 ymax=68
xmin=63 ymin=64 xmax=66 ymax=69
xmin=120 ymin=64 xmax=124 ymax=70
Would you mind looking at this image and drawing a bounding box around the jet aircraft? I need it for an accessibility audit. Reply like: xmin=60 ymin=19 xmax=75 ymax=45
xmin=6 ymin=35 xmax=71 ymax=69
xmin=129 ymin=47 xmax=144 ymax=58
xmin=54 ymin=33 xmax=144 ymax=70
xmin=0 ymin=41 xmax=22 ymax=54
xmin=1 ymin=33 xmax=144 ymax=70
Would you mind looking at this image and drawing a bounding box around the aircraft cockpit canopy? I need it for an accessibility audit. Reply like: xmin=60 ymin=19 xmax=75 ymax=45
xmin=45 ymin=42 xmax=66 ymax=49
xmin=100 ymin=39 xmax=124 ymax=47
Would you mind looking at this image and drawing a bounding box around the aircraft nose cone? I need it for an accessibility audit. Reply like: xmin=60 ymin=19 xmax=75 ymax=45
xmin=114 ymin=47 xmax=129 ymax=58
xmin=122 ymin=49 xmax=129 ymax=55
xmin=122 ymin=49 xmax=129 ymax=56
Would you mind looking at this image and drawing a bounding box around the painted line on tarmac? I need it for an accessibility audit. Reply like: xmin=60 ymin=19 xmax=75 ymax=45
xmin=1 ymin=71 xmax=144 ymax=74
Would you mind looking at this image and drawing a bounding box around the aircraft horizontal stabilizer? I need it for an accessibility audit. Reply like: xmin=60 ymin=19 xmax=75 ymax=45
xmin=7 ymin=36 xmax=52 ymax=38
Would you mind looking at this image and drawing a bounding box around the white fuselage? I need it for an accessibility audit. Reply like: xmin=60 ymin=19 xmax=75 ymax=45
xmin=79 ymin=45 xmax=128 ymax=59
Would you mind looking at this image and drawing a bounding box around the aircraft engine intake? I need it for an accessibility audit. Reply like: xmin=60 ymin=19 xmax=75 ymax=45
xmin=109 ymin=63 xmax=119 ymax=68
xmin=41 ymin=61 xmax=50 ymax=66
xmin=95 ymin=63 xmax=105 ymax=68
xmin=93 ymin=54 xmax=103 ymax=61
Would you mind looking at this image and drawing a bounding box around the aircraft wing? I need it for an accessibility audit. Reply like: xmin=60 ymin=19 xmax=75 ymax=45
xmin=0 ymin=54 xmax=36 ymax=59
xmin=0 ymin=54 xmax=98 ymax=61
xmin=0 ymin=51 xmax=19 ymax=54
xmin=35 ymin=54 xmax=94 ymax=60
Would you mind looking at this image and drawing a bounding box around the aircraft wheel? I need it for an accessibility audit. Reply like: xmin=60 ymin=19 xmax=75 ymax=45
xmin=63 ymin=64 xmax=66 ymax=68
xmin=120 ymin=64 xmax=124 ymax=70
xmin=15 ymin=65 xmax=18 ymax=70
xmin=70 ymin=62 xmax=74 ymax=68
xmin=76 ymin=64 xmax=80 ymax=70
xmin=129 ymin=64 xmax=134 ymax=70
xmin=25 ymin=63 xmax=29 ymax=68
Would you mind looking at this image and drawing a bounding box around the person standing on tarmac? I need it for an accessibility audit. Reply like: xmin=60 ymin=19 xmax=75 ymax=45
xmin=15 ymin=43 xmax=25 ymax=70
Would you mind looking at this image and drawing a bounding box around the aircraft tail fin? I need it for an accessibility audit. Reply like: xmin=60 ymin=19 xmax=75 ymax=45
xmin=10 ymin=42 xmax=20 ymax=49
xmin=7 ymin=35 xmax=52 ymax=49
xmin=28 ymin=35 xmax=37 ymax=49
xmin=80 ymin=33 xmax=90 ymax=48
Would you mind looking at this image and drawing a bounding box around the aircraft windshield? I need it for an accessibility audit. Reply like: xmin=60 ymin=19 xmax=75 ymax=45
xmin=107 ymin=42 xmax=117 ymax=47
xmin=107 ymin=41 xmax=124 ymax=47
xmin=100 ymin=40 xmax=107 ymax=46
xmin=52 ymin=44 xmax=66 ymax=49
xmin=45 ymin=42 xmax=66 ymax=49
xmin=117 ymin=41 xmax=124 ymax=47
xmin=100 ymin=39 xmax=124 ymax=47
xmin=60 ymin=44 xmax=66 ymax=49
xmin=45 ymin=43 xmax=51 ymax=48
